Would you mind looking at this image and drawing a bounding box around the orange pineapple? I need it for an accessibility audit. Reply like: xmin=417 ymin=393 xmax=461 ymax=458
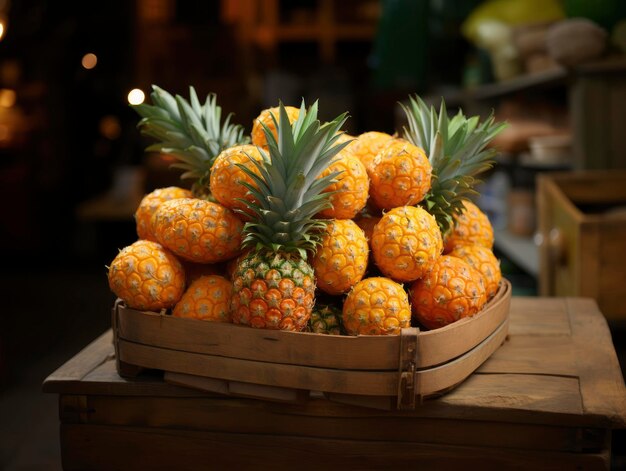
xmin=135 ymin=186 xmax=193 ymax=241
xmin=368 ymin=138 xmax=432 ymax=210
xmin=342 ymin=277 xmax=411 ymax=335
xmin=172 ymin=275 xmax=232 ymax=322
xmin=251 ymin=105 xmax=300 ymax=150
xmin=317 ymin=152 xmax=369 ymax=220
xmin=444 ymin=200 xmax=494 ymax=253
xmin=152 ymin=197 xmax=243 ymax=264
xmin=209 ymin=144 xmax=264 ymax=215
xmin=312 ymin=219 xmax=368 ymax=295
xmin=108 ymin=240 xmax=185 ymax=311
xmin=350 ymin=131 xmax=393 ymax=174
xmin=231 ymin=102 xmax=350 ymax=331
xmin=409 ymin=255 xmax=487 ymax=330
xmin=371 ymin=205 xmax=442 ymax=282
xmin=448 ymin=244 xmax=501 ymax=299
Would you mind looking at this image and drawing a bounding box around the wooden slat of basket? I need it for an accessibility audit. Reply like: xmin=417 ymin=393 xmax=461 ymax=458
xmin=118 ymin=314 xmax=509 ymax=401
xmin=115 ymin=280 xmax=511 ymax=371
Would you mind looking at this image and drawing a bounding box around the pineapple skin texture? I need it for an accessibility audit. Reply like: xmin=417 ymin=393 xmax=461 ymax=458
xmin=342 ymin=277 xmax=411 ymax=336
xmin=152 ymin=198 xmax=243 ymax=264
xmin=409 ymin=255 xmax=487 ymax=330
xmin=108 ymin=240 xmax=185 ymax=311
xmin=444 ymin=200 xmax=494 ymax=253
xmin=369 ymin=139 xmax=432 ymax=210
xmin=350 ymin=131 xmax=394 ymax=175
xmin=309 ymin=304 xmax=342 ymax=335
xmin=371 ymin=206 xmax=443 ymax=283
xmin=449 ymin=244 xmax=501 ymax=299
xmin=231 ymin=252 xmax=316 ymax=332
xmin=172 ymin=275 xmax=232 ymax=322
xmin=317 ymin=153 xmax=369 ymax=220
xmin=251 ymin=106 xmax=300 ymax=149
xmin=312 ymin=219 xmax=369 ymax=295
xmin=135 ymin=186 xmax=193 ymax=241
xmin=210 ymin=145 xmax=263 ymax=216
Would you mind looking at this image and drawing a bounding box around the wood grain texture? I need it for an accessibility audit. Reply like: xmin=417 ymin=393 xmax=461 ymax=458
xmin=114 ymin=280 xmax=510 ymax=370
xmin=60 ymin=424 xmax=610 ymax=471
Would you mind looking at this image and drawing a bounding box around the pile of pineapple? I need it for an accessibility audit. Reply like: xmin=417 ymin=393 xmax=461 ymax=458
xmin=108 ymin=86 xmax=506 ymax=336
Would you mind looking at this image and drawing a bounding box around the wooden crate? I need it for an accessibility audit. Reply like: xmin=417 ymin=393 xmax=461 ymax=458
xmin=43 ymin=296 xmax=626 ymax=470
xmin=537 ymin=170 xmax=626 ymax=320
xmin=113 ymin=280 xmax=511 ymax=410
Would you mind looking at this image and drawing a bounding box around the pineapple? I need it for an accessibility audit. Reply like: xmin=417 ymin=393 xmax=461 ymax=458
xmin=251 ymin=105 xmax=300 ymax=150
xmin=152 ymin=197 xmax=243 ymax=264
xmin=172 ymin=275 xmax=232 ymax=322
xmin=316 ymin=151 xmax=369 ymax=220
xmin=209 ymin=144 xmax=264 ymax=216
xmin=230 ymin=101 xmax=349 ymax=331
xmin=134 ymin=186 xmax=192 ymax=241
xmin=368 ymin=138 xmax=432 ymax=210
xmin=350 ymin=131 xmax=394 ymax=175
xmin=401 ymin=95 xmax=506 ymax=236
xmin=371 ymin=205 xmax=443 ymax=282
xmin=342 ymin=277 xmax=411 ymax=336
xmin=309 ymin=303 xmax=342 ymax=335
xmin=312 ymin=219 xmax=369 ymax=295
xmin=409 ymin=255 xmax=487 ymax=330
xmin=108 ymin=240 xmax=185 ymax=311
xmin=133 ymin=86 xmax=248 ymax=199
xmin=443 ymin=200 xmax=494 ymax=253
xmin=448 ymin=244 xmax=501 ymax=299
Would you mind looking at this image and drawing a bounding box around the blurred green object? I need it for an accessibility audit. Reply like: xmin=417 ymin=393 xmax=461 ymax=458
xmin=564 ymin=0 xmax=626 ymax=31
xmin=461 ymin=0 xmax=565 ymax=43
xmin=370 ymin=0 xmax=429 ymax=90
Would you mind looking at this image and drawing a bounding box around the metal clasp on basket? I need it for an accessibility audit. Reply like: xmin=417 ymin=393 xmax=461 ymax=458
xmin=397 ymin=327 xmax=420 ymax=409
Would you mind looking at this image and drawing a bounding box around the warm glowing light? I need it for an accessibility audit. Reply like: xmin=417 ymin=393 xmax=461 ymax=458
xmin=0 ymin=124 xmax=9 ymax=141
xmin=99 ymin=115 xmax=122 ymax=140
xmin=127 ymin=88 xmax=145 ymax=105
xmin=0 ymin=89 xmax=16 ymax=108
xmin=0 ymin=22 xmax=5 ymax=42
xmin=81 ymin=53 xmax=98 ymax=70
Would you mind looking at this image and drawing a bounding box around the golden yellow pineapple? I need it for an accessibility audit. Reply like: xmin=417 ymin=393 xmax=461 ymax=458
xmin=449 ymin=244 xmax=501 ymax=299
xmin=152 ymin=197 xmax=243 ymax=263
xmin=172 ymin=275 xmax=232 ymax=322
xmin=210 ymin=144 xmax=264 ymax=216
xmin=231 ymin=102 xmax=350 ymax=331
xmin=349 ymin=131 xmax=393 ymax=174
xmin=371 ymin=205 xmax=442 ymax=282
xmin=309 ymin=303 xmax=342 ymax=335
xmin=108 ymin=240 xmax=185 ymax=311
xmin=317 ymin=152 xmax=369 ymax=220
xmin=368 ymin=138 xmax=432 ymax=210
xmin=251 ymin=105 xmax=300 ymax=149
xmin=409 ymin=255 xmax=487 ymax=330
xmin=444 ymin=200 xmax=494 ymax=253
xmin=342 ymin=277 xmax=411 ymax=335
xmin=312 ymin=219 xmax=368 ymax=295
xmin=135 ymin=186 xmax=193 ymax=241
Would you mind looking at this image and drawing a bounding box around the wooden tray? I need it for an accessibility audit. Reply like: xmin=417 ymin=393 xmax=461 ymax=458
xmin=113 ymin=279 xmax=511 ymax=410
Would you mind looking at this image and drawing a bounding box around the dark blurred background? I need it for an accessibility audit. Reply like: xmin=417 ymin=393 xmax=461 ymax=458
xmin=1 ymin=0 xmax=626 ymax=468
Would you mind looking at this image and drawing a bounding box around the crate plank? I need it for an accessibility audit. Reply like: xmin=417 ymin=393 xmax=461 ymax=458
xmin=60 ymin=424 xmax=610 ymax=471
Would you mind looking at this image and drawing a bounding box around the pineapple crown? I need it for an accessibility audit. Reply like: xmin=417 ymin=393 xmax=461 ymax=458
xmin=237 ymin=101 xmax=350 ymax=259
xmin=401 ymin=94 xmax=506 ymax=235
xmin=132 ymin=85 xmax=249 ymax=197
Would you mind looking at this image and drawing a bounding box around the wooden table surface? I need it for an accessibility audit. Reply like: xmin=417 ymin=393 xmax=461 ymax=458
xmin=44 ymin=297 xmax=626 ymax=470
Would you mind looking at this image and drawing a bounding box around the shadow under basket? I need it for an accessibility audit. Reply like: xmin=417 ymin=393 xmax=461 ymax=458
xmin=113 ymin=279 xmax=512 ymax=410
